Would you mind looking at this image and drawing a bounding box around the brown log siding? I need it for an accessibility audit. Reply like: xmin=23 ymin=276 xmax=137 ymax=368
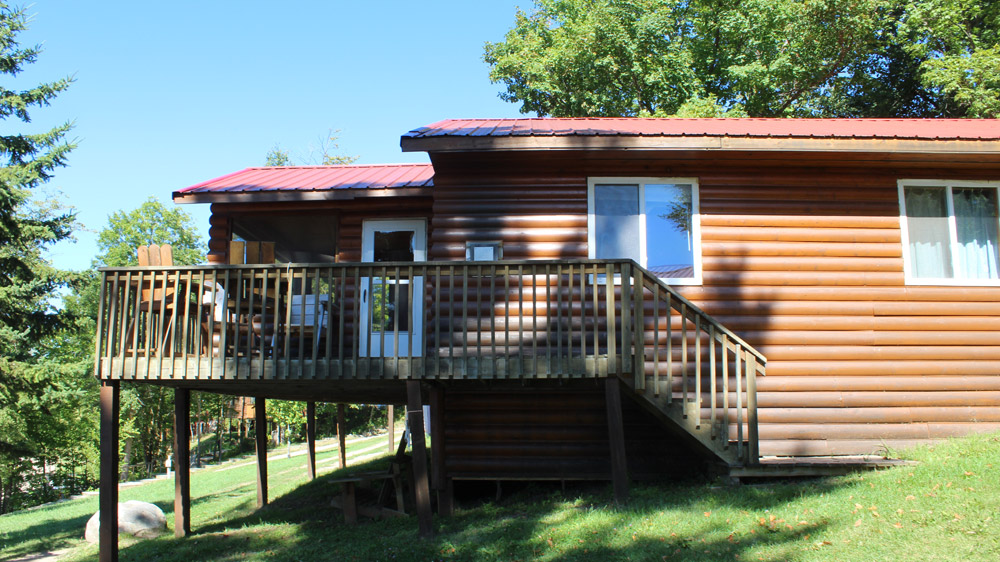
xmin=429 ymin=152 xmax=1000 ymax=457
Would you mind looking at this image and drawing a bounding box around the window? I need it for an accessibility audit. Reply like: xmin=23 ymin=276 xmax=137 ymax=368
xmin=587 ymin=177 xmax=701 ymax=285
xmin=899 ymin=180 xmax=1000 ymax=285
xmin=466 ymin=241 xmax=502 ymax=261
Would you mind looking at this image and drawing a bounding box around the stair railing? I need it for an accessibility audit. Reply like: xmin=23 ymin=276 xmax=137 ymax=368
xmin=625 ymin=263 xmax=766 ymax=465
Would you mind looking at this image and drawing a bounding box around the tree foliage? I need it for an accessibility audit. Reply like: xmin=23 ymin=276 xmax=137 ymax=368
xmin=0 ymin=2 xmax=78 ymax=513
xmin=96 ymin=196 xmax=204 ymax=267
xmin=264 ymin=129 xmax=359 ymax=166
xmin=485 ymin=0 xmax=1000 ymax=118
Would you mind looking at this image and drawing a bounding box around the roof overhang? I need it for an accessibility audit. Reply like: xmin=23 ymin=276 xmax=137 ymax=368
xmin=172 ymin=186 xmax=433 ymax=204
xmin=401 ymin=135 xmax=1000 ymax=155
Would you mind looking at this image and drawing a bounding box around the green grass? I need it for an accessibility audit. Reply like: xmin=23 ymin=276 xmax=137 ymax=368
xmin=3 ymin=430 xmax=999 ymax=562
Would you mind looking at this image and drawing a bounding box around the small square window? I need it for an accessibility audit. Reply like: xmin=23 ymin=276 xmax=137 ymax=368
xmin=466 ymin=241 xmax=502 ymax=261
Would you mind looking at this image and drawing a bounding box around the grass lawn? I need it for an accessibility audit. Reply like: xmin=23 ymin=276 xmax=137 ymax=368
xmin=2 ymin=430 xmax=998 ymax=562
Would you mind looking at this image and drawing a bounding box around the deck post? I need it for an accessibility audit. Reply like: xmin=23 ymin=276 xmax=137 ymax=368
xmin=255 ymin=397 xmax=268 ymax=507
xmin=99 ymin=380 xmax=120 ymax=562
xmin=306 ymin=401 xmax=317 ymax=480
xmin=173 ymin=388 xmax=191 ymax=537
xmin=387 ymin=405 xmax=395 ymax=454
xmin=428 ymin=386 xmax=452 ymax=516
xmin=605 ymin=377 xmax=629 ymax=504
xmin=337 ymin=403 xmax=347 ymax=469
xmin=406 ymin=381 xmax=434 ymax=537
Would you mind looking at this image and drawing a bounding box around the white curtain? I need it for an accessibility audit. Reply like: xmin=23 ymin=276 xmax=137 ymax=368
xmin=905 ymin=187 xmax=952 ymax=279
xmin=954 ymin=188 xmax=1000 ymax=280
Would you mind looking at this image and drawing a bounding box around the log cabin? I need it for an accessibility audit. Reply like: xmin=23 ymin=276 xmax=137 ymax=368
xmin=93 ymin=118 xmax=1000 ymax=558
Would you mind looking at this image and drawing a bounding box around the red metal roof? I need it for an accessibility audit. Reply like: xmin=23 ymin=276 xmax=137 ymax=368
xmin=404 ymin=118 xmax=1000 ymax=141
xmin=176 ymin=163 xmax=434 ymax=195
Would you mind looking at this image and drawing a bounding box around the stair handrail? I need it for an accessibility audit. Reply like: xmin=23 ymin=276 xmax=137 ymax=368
xmin=626 ymin=261 xmax=766 ymax=465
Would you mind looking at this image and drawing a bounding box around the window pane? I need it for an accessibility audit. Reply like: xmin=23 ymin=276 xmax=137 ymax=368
xmin=645 ymin=184 xmax=695 ymax=278
xmin=904 ymin=187 xmax=953 ymax=278
xmin=954 ymin=187 xmax=999 ymax=280
xmin=594 ymin=184 xmax=641 ymax=263
xmin=373 ymin=230 xmax=414 ymax=262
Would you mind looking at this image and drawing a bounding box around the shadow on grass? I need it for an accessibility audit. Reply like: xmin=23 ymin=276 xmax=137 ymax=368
xmin=98 ymin=458 xmax=845 ymax=562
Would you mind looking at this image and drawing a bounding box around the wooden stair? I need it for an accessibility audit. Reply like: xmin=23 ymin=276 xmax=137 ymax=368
xmin=623 ymin=374 xmax=745 ymax=467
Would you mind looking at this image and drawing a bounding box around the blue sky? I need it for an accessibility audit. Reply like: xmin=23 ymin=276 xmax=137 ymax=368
xmin=20 ymin=1 xmax=530 ymax=271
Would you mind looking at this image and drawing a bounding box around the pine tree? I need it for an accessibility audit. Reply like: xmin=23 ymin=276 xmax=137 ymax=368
xmin=0 ymin=2 xmax=76 ymax=513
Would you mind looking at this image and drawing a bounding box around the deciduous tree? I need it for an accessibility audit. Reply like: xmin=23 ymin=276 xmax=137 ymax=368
xmin=485 ymin=0 xmax=1000 ymax=118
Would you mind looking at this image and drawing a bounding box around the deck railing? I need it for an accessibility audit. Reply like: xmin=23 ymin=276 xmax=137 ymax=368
xmin=94 ymin=259 xmax=763 ymax=460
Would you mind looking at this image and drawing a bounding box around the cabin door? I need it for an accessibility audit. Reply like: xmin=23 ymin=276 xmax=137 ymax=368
xmin=359 ymin=219 xmax=426 ymax=358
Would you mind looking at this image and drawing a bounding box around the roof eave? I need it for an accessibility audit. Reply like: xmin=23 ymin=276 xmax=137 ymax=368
xmin=401 ymin=135 xmax=1000 ymax=155
xmin=172 ymin=186 xmax=434 ymax=205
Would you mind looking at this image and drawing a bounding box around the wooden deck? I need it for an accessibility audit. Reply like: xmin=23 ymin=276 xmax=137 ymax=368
xmin=94 ymin=258 xmax=765 ymax=466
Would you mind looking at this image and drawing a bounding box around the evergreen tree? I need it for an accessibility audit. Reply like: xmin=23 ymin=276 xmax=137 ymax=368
xmin=0 ymin=3 xmax=76 ymax=513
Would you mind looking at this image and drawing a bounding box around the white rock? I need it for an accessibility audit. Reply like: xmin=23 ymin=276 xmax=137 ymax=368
xmin=84 ymin=500 xmax=167 ymax=543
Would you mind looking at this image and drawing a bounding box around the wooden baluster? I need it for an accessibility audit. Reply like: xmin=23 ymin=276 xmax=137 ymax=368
xmin=207 ymin=270 xmax=218 ymax=380
xmin=620 ymin=262 xmax=631 ymax=380
xmin=721 ymin=334 xmax=730 ymax=450
xmin=735 ymin=345 xmax=744 ymax=462
xmin=168 ymin=269 xmax=181 ymax=365
xmin=580 ymin=262 xmax=596 ymax=376
xmin=694 ymin=315 xmax=701 ymax=415
xmin=631 ymin=264 xmax=643 ymax=390
xmin=530 ymin=265 xmax=538 ymax=378
xmin=258 ymin=267 xmax=269 ymax=381
xmin=680 ymin=302 xmax=688 ymax=412
xmin=115 ymin=272 xmax=130 ymax=379
xmin=93 ymin=273 xmax=109 ymax=379
xmin=406 ymin=265 xmax=414 ymax=378
xmin=747 ymin=354 xmax=760 ymax=464
xmin=233 ymin=268 xmax=243 ymax=379
xmin=311 ymin=267 xmax=321 ymax=379
xmin=555 ymin=264 xmax=563 ymax=376
xmin=433 ymin=265 xmax=441 ymax=377
xmin=517 ymin=264 xmax=524 ymax=378
xmin=179 ymin=270 xmax=192 ymax=379
xmin=544 ymin=263 xmax=552 ymax=376
xmin=665 ymin=292 xmax=673 ymax=404
xmin=393 ymin=266 xmax=401 ymax=377
xmin=246 ymin=268 xmax=256 ymax=379
xmin=605 ymin=263 xmax=616 ymax=376
xmin=338 ymin=267 xmax=347 ymax=365
xmin=709 ymin=324 xmax=717 ymax=440
xmin=450 ymin=265 xmax=456 ymax=379
xmin=652 ymin=286 xmax=660 ymax=397
xmin=131 ymin=270 xmax=144 ymax=379
xmin=325 ymin=267 xmax=334 ymax=374
xmin=475 ymin=264 xmax=483 ymax=375
xmin=283 ymin=267 xmax=294 ymax=379
xmin=461 ymin=265 xmax=469 ymax=378
xmin=490 ymin=264 xmax=497 ymax=377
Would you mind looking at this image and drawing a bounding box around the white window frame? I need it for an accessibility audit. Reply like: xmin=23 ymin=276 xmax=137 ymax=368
xmin=898 ymin=179 xmax=1000 ymax=286
xmin=587 ymin=177 xmax=702 ymax=286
